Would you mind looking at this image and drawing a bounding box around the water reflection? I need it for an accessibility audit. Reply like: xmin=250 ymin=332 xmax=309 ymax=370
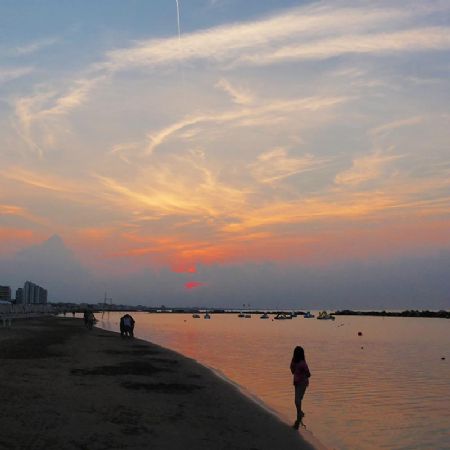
xmin=97 ymin=312 xmax=450 ymax=450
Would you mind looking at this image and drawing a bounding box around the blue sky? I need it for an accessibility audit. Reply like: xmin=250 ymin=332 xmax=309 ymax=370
xmin=0 ymin=0 xmax=449 ymax=307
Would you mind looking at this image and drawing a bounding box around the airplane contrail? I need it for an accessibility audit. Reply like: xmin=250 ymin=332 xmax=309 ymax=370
xmin=175 ymin=0 xmax=185 ymax=92
xmin=175 ymin=0 xmax=182 ymax=41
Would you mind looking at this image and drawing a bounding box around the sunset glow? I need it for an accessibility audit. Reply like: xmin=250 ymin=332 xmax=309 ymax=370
xmin=1 ymin=0 xmax=449 ymax=307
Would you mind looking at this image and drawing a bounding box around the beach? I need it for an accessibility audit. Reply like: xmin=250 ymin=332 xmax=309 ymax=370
xmin=0 ymin=317 xmax=316 ymax=450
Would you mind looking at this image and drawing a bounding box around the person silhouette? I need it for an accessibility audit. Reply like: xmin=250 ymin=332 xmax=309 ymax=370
xmin=290 ymin=346 xmax=311 ymax=429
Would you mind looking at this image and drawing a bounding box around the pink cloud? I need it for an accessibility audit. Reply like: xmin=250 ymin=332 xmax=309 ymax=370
xmin=185 ymin=281 xmax=207 ymax=290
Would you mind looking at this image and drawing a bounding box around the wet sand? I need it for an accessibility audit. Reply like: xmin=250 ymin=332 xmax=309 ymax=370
xmin=0 ymin=317 xmax=317 ymax=450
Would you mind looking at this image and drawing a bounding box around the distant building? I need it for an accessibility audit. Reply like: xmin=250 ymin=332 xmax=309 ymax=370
xmin=23 ymin=281 xmax=48 ymax=305
xmin=0 ymin=285 xmax=11 ymax=302
xmin=15 ymin=288 xmax=23 ymax=304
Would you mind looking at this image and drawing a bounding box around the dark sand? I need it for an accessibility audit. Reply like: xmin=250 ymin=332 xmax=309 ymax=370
xmin=0 ymin=317 xmax=318 ymax=450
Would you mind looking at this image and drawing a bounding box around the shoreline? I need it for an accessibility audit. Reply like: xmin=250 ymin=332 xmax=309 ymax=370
xmin=101 ymin=326 xmax=327 ymax=450
xmin=95 ymin=315 xmax=329 ymax=450
xmin=205 ymin=364 xmax=328 ymax=450
xmin=0 ymin=316 xmax=318 ymax=450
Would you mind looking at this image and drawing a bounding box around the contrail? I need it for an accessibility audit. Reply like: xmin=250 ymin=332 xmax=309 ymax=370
xmin=175 ymin=0 xmax=182 ymax=41
xmin=175 ymin=0 xmax=185 ymax=92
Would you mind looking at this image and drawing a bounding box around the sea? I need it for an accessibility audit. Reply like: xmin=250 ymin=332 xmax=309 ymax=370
xmin=96 ymin=311 xmax=450 ymax=450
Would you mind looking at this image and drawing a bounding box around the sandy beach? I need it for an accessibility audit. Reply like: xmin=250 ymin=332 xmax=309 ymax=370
xmin=0 ymin=317 xmax=317 ymax=450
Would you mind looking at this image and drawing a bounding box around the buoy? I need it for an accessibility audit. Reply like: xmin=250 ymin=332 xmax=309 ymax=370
xmin=442 ymin=357 xmax=446 ymax=360
xmin=361 ymin=346 xmax=364 ymax=349
xmin=358 ymin=331 xmax=363 ymax=336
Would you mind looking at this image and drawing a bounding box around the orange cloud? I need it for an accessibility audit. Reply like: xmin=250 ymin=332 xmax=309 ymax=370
xmin=0 ymin=227 xmax=40 ymax=255
xmin=99 ymin=217 xmax=450 ymax=270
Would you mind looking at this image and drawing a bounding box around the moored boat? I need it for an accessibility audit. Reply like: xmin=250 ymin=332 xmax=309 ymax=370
xmin=274 ymin=312 xmax=292 ymax=320
xmin=317 ymin=310 xmax=335 ymax=320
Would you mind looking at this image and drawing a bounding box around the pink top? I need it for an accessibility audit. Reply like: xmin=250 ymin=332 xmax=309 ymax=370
xmin=290 ymin=360 xmax=311 ymax=385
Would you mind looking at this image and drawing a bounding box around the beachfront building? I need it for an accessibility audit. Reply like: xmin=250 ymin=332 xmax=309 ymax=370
xmin=22 ymin=281 xmax=48 ymax=305
xmin=0 ymin=285 xmax=11 ymax=302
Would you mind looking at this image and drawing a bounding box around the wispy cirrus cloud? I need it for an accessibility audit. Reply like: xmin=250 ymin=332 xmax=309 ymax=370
xmin=144 ymin=95 xmax=347 ymax=154
xmin=13 ymin=37 xmax=59 ymax=55
xmin=335 ymin=151 xmax=405 ymax=186
xmin=0 ymin=66 xmax=34 ymax=84
xmin=0 ymin=203 xmax=48 ymax=226
xmin=370 ymin=116 xmax=425 ymax=138
xmin=12 ymin=75 xmax=107 ymax=156
xmin=10 ymin=0 xmax=450 ymax=158
xmin=2 ymin=0 xmax=449 ymax=283
xmin=238 ymin=27 xmax=450 ymax=66
xmin=3 ymin=167 xmax=82 ymax=193
xmin=101 ymin=4 xmax=450 ymax=72
xmin=250 ymin=148 xmax=327 ymax=184
xmin=215 ymin=78 xmax=253 ymax=105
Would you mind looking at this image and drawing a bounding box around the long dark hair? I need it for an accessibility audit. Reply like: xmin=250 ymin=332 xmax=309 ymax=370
xmin=292 ymin=346 xmax=305 ymax=363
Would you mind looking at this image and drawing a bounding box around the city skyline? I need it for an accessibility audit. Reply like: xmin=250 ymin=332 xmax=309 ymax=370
xmin=1 ymin=1 xmax=449 ymax=308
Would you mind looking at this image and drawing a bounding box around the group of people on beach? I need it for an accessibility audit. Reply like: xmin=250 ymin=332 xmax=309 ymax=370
xmin=120 ymin=314 xmax=135 ymax=337
xmin=82 ymin=311 xmax=135 ymax=339
xmin=83 ymin=310 xmax=96 ymax=330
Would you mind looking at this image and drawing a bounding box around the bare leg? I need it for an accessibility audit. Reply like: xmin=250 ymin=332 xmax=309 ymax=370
xmin=293 ymin=384 xmax=306 ymax=429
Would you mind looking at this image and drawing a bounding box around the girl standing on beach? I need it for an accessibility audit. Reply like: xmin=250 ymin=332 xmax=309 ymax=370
xmin=290 ymin=346 xmax=311 ymax=429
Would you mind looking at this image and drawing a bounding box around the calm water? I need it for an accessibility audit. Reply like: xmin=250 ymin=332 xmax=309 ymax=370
xmin=96 ymin=312 xmax=450 ymax=450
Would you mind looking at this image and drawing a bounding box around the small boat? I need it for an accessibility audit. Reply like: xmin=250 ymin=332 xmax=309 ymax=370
xmin=317 ymin=310 xmax=335 ymax=320
xmin=303 ymin=311 xmax=315 ymax=318
xmin=238 ymin=312 xmax=245 ymax=318
xmin=276 ymin=312 xmax=293 ymax=320
xmin=260 ymin=313 xmax=269 ymax=319
xmin=244 ymin=314 xmax=251 ymax=318
xmin=192 ymin=314 xmax=200 ymax=318
xmin=204 ymin=313 xmax=211 ymax=319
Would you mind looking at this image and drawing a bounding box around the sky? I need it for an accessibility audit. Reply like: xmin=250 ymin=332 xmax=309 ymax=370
xmin=0 ymin=0 xmax=449 ymax=308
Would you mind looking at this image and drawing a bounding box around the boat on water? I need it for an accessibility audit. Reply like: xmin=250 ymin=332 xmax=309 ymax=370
xmin=239 ymin=304 xmax=252 ymax=318
xmin=192 ymin=314 xmax=200 ymax=318
xmin=274 ymin=312 xmax=292 ymax=320
xmin=260 ymin=313 xmax=269 ymax=319
xmin=303 ymin=311 xmax=315 ymax=318
xmin=204 ymin=313 xmax=211 ymax=319
xmin=317 ymin=310 xmax=335 ymax=320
